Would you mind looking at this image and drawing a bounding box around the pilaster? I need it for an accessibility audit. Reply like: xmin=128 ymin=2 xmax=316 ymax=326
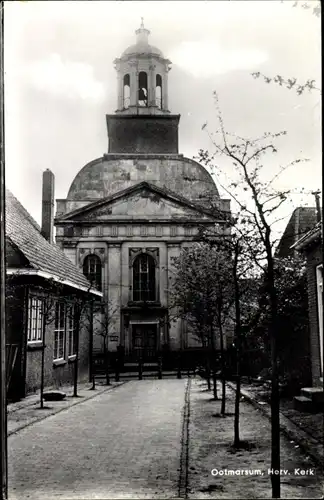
xmin=167 ymin=243 xmax=182 ymax=350
xmin=107 ymin=243 xmax=122 ymax=347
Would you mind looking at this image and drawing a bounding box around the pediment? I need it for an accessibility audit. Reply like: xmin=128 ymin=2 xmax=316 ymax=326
xmin=62 ymin=183 xmax=217 ymax=222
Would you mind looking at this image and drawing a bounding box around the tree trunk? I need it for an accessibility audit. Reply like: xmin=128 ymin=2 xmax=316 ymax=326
xmin=209 ymin=328 xmax=217 ymax=397
xmin=270 ymin=293 xmax=280 ymax=498
xmin=219 ymin=324 xmax=226 ymax=415
xmin=205 ymin=352 xmax=211 ymax=390
xmin=212 ymin=368 xmax=217 ymax=400
xmin=88 ymin=301 xmax=94 ymax=383
xmin=234 ymin=326 xmax=242 ymax=447
xmin=233 ymin=241 xmax=241 ymax=447
xmin=266 ymin=239 xmax=280 ymax=499
xmin=104 ymin=338 xmax=110 ymax=385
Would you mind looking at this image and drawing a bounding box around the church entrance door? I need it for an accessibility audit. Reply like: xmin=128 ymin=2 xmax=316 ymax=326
xmin=132 ymin=324 xmax=158 ymax=361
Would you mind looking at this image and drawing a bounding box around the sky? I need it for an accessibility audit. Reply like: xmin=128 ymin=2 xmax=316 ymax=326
xmin=4 ymin=0 xmax=322 ymax=235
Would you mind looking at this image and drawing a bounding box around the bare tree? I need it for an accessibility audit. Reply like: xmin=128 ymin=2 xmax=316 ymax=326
xmin=68 ymin=283 xmax=96 ymax=398
xmin=251 ymin=1 xmax=321 ymax=95
xmin=198 ymin=91 xmax=307 ymax=498
xmin=91 ymin=299 xmax=118 ymax=386
xmin=169 ymin=242 xmax=234 ymax=407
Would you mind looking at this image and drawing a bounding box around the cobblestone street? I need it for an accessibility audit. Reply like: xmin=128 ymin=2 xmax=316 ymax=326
xmin=8 ymin=378 xmax=323 ymax=499
xmin=8 ymin=380 xmax=187 ymax=499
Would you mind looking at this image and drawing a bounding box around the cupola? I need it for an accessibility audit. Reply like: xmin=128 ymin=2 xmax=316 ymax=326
xmin=113 ymin=19 xmax=172 ymax=115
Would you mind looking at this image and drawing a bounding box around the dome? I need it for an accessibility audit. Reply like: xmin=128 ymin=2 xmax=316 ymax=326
xmin=122 ymin=43 xmax=164 ymax=58
xmin=66 ymin=155 xmax=219 ymax=208
xmin=120 ymin=20 xmax=164 ymax=60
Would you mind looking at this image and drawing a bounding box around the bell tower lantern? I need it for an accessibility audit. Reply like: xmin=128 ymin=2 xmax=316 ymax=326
xmin=114 ymin=18 xmax=172 ymax=115
xmin=106 ymin=20 xmax=180 ymax=155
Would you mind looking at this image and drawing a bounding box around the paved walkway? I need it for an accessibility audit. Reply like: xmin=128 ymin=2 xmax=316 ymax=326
xmin=7 ymin=381 xmax=125 ymax=436
xmin=8 ymin=379 xmax=187 ymax=499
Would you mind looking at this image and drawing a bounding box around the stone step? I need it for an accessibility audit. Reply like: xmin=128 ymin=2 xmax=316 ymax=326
xmin=117 ymin=371 xmax=180 ymax=380
xmin=293 ymin=395 xmax=316 ymax=413
xmin=118 ymin=372 xmax=139 ymax=379
xmin=124 ymin=364 xmax=159 ymax=371
xmin=43 ymin=391 xmax=66 ymax=402
xmin=301 ymin=387 xmax=324 ymax=404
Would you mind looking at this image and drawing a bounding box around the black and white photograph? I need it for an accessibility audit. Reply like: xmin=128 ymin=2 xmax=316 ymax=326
xmin=0 ymin=1 xmax=322 ymax=499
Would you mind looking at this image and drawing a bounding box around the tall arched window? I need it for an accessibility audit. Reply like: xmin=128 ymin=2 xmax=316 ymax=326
xmin=138 ymin=71 xmax=148 ymax=106
xmin=133 ymin=253 xmax=156 ymax=301
xmin=156 ymin=74 xmax=162 ymax=109
xmin=123 ymin=74 xmax=130 ymax=109
xmin=83 ymin=254 xmax=102 ymax=291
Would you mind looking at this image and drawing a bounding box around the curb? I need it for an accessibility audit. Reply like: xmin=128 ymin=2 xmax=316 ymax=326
xmin=178 ymin=378 xmax=191 ymax=499
xmin=227 ymin=382 xmax=324 ymax=467
xmin=8 ymin=382 xmax=127 ymax=437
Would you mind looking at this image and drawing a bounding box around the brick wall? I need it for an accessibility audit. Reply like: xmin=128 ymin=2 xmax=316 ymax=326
xmin=306 ymin=242 xmax=323 ymax=386
xmin=25 ymin=305 xmax=91 ymax=395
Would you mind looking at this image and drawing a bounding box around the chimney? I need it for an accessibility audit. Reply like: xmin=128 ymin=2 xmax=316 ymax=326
xmin=312 ymin=190 xmax=322 ymax=223
xmin=41 ymin=169 xmax=55 ymax=244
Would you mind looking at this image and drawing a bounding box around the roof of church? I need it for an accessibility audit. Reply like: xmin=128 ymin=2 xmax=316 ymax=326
xmin=121 ymin=19 xmax=164 ymax=59
xmin=58 ymin=181 xmax=224 ymax=221
xmin=5 ymin=189 xmax=101 ymax=295
xmin=122 ymin=42 xmax=163 ymax=58
xmin=66 ymin=154 xmax=219 ymax=205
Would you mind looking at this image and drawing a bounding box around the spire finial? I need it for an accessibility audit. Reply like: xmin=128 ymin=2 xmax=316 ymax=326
xmin=135 ymin=17 xmax=150 ymax=38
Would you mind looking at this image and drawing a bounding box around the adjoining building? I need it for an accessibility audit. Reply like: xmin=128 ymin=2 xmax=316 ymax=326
xmin=292 ymin=221 xmax=323 ymax=389
xmin=275 ymin=206 xmax=318 ymax=258
xmin=276 ymin=204 xmax=323 ymax=409
xmin=6 ymin=171 xmax=102 ymax=401
xmin=54 ymin=21 xmax=232 ymax=362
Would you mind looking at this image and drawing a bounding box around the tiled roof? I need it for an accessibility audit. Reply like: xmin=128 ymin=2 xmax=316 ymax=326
xmin=275 ymin=207 xmax=318 ymax=257
xmin=292 ymin=221 xmax=322 ymax=251
xmin=5 ymin=189 xmax=98 ymax=294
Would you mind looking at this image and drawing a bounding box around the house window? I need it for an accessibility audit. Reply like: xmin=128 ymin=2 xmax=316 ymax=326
xmin=123 ymin=74 xmax=130 ymax=109
xmin=133 ymin=253 xmax=156 ymax=302
xmin=54 ymin=302 xmax=66 ymax=361
xmin=138 ymin=71 xmax=148 ymax=106
xmin=83 ymin=254 xmax=102 ymax=290
xmin=156 ymin=74 xmax=162 ymax=109
xmin=316 ymin=264 xmax=323 ymax=377
xmin=67 ymin=305 xmax=76 ymax=357
xmin=27 ymin=296 xmax=44 ymax=343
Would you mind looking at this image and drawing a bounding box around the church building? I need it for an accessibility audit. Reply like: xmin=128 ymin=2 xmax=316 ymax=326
xmin=54 ymin=21 xmax=231 ymax=361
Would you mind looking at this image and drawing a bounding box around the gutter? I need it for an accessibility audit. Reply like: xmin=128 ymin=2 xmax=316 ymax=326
xmin=6 ymin=268 xmax=103 ymax=298
xmin=291 ymin=224 xmax=322 ymax=252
